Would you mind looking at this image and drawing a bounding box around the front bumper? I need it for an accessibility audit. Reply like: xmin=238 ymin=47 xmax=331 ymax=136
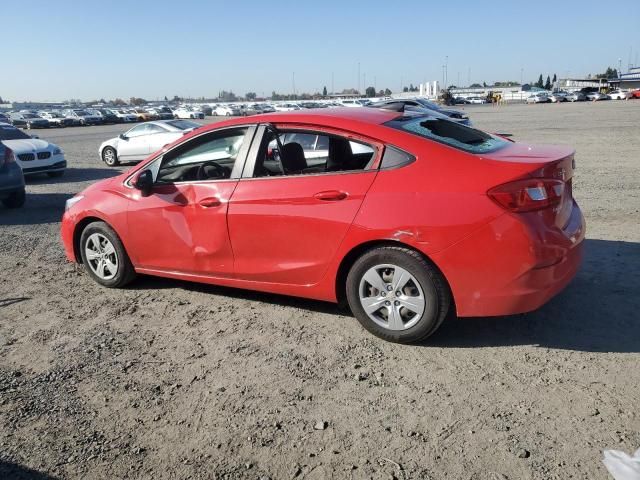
xmin=22 ymin=158 xmax=67 ymax=176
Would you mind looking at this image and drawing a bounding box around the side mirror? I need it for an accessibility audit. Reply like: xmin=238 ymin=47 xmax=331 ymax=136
xmin=119 ymin=134 xmax=128 ymax=140
xmin=133 ymin=169 xmax=154 ymax=197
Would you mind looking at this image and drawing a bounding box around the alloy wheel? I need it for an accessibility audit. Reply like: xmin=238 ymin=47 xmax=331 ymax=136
xmin=84 ymin=233 xmax=118 ymax=280
xmin=358 ymin=264 xmax=425 ymax=331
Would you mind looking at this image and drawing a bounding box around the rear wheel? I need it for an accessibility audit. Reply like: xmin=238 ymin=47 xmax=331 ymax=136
xmin=2 ymin=189 xmax=26 ymax=208
xmin=346 ymin=246 xmax=450 ymax=343
xmin=79 ymin=221 xmax=136 ymax=288
xmin=102 ymin=146 xmax=119 ymax=167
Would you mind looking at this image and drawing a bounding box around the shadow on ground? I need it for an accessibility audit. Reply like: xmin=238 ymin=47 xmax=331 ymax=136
xmin=0 ymin=193 xmax=71 ymax=225
xmin=0 ymin=461 xmax=58 ymax=480
xmin=25 ymin=167 xmax=121 ymax=184
xmin=127 ymin=238 xmax=640 ymax=354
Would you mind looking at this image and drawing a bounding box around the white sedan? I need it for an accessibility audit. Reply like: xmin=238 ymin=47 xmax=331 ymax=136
xmin=0 ymin=123 xmax=66 ymax=177
xmin=212 ymin=105 xmax=240 ymax=116
xmin=98 ymin=120 xmax=201 ymax=166
xmin=174 ymin=107 xmax=205 ymax=119
xmin=608 ymin=90 xmax=631 ymax=100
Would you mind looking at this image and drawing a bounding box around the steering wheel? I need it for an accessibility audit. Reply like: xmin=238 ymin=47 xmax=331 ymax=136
xmin=196 ymin=161 xmax=230 ymax=180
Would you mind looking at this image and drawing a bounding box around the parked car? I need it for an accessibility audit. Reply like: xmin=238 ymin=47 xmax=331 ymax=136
xmin=62 ymin=109 xmax=101 ymax=125
xmin=453 ymin=97 xmax=471 ymax=104
xmin=608 ymin=90 xmax=631 ymax=100
xmin=466 ymin=97 xmax=487 ymax=104
xmin=174 ymin=107 xmax=205 ymax=119
xmin=98 ymin=119 xmax=201 ymax=166
xmin=0 ymin=137 xmax=25 ymax=208
xmin=586 ymin=92 xmax=609 ymax=101
xmin=9 ymin=112 xmax=49 ymax=129
xmin=38 ymin=111 xmax=75 ymax=127
xmin=213 ymin=105 xmax=240 ymax=116
xmin=566 ymin=92 xmax=586 ymax=102
xmin=0 ymin=122 xmax=66 ymax=177
xmin=131 ymin=109 xmax=156 ymax=122
xmin=338 ymin=99 xmax=363 ymax=108
xmin=549 ymin=92 xmax=568 ymax=103
xmin=92 ymin=108 xmax=121 ymax=124
xmin=630 ymin=89 xmax=640 ymax=99
xmin=62 ymin=108 xmax=584 ymax=344
xmin=0 ymin=113 xmax=11 ymax=124
xmin=526 ymin=93 xmax=550 ymax=104
xmin=114 ymin=109 xmax=138 ymax=123
xmin=370 ymin=98 xmax=471 ymax=125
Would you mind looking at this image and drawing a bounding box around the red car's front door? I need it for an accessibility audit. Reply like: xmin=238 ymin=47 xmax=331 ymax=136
xmin=125 ymin=125 xmax=255 ymax=277
xmin=227 ymin=126 xmax=381 ymax=286
xmin=126 ymin=181 xmax=237 ymax=277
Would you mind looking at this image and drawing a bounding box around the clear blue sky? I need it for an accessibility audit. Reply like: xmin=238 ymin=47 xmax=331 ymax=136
xmin=3 ymin=0 xmax=639 ymax=101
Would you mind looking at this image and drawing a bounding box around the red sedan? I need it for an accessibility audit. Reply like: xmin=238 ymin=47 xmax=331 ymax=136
xmin=61 ymin=108 xmax=585 ymax=343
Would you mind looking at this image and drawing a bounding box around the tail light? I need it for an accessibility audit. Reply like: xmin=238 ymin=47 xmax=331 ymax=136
xmin=488 ymin=178 xmax=565 ymax=212
xmin=1 ymin=146 xmax=16 ymax=168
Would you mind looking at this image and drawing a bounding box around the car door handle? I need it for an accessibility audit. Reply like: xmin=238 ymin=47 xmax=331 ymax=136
xmin=198 ymin=197 xmax=222 ymax=208
xmin=314 ymin=190 xmax=348 ymax=201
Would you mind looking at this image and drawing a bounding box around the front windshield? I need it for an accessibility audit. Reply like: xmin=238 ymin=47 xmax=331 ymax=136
xmin=0 ymin=125 xmax=32 ymax=140
xmin=74 ymin=110 xmax=89 ymax=115
xmin=385 ymin=115 xmax=508 ymax=154
xmin=23 ymin=114 xmax=39 ymax=119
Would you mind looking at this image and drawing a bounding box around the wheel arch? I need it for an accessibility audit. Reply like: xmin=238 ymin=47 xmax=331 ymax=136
xmin=334 ymin=239 xmax=455 ymax=313
xmin=72 ymin=216 xmax=116 ymax=263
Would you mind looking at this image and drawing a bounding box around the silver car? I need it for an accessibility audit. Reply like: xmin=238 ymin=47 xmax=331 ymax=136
xmin=567 ymin=92 xmax=586 ymax=102
xmin=98 ymin=119 xmax=201 ymax=166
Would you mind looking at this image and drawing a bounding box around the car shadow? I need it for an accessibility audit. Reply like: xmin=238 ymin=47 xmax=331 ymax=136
xmin=127 ymin=239 xmax=639 ymax=353
xmin=25 ymin=167 xmax=121 ymax=184
xmin=0 ymin=297 xmax=31 ymax=308
xmin=0 ymin=461 xmax=59 ymax=480
xmin=429 ymin=239 xmax=640 ymax=353
xmin=0 ymin=193 xmax=71 ymax=225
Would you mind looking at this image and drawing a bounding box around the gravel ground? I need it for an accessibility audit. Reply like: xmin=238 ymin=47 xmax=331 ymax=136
xmin=1 ymin=102 xmax=639 ymax=480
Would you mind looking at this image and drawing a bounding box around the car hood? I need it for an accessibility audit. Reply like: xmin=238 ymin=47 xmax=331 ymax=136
xmin=2 ymin=138 xmax=53 ymax=152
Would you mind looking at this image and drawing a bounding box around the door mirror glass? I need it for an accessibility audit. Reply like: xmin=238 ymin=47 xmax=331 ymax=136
xmin=119 ymin=134 xmax=128 ymax=140
xmin=134 ymin=169 xmax=154 ymax=196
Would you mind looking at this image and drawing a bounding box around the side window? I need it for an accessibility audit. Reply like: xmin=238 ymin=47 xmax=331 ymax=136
xmin=146 ymin=124 xmax=166 ymax=134
xmin=253 ymin=129 xmax=376 ymax=177
xmin=156 ymin=127 xmax=248 ymax=184
xmin=126 ymin=124 xmax=149 ymax=138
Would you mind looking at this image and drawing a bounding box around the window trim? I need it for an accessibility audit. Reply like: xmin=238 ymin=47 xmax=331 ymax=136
xmin=124 ymin=124 xmax=257 ymax=188
xmin=240 ymin=122 xmax=383 ymax=180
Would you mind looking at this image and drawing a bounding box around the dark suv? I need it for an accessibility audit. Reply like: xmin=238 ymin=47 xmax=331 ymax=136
xmin=0 ymin=140 xmax=26 ymax=208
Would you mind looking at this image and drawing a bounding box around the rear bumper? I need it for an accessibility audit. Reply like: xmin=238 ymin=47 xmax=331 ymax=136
xmin=432 ymin=201 xmax=585 ymax=317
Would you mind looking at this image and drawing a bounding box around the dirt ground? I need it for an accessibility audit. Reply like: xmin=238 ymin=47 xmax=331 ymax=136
xmin=1 ymin=101 xmax=639 ymax=480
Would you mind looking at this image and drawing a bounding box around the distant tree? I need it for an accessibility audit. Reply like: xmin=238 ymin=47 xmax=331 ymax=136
xmin=535 ymin=74 xmax=544 ymax=88
xmin=544 ymin=75 xmax=552 ymax=90
xmin=482 ymin=81 xmax=487 ymax=87
xmin=129 ymin=97 xmax=147 ymax=106
xmin=219 ymin=90 xmax=237 ymax=102
xmin=0 ymin=96 xmax=3 ymax=103
xmin=365 ymin=86 xmax=376 ymax=97
xmin=172 ymin=95 xmax=182 ymax=102
xmin=322 ymin=86 xmax=327 ymax=96
xmin=113 ymin=98 xmax=126 ymax=106
xmin=384 ymin=88 xmax=392 ymax=95
xmin=552 ymin=74 xmax=557 ymax=83
xmin=341 ymin=88 xmax=359 ymax=95
xmin=245 ymin=92 xmax=257 ymax=100
xmin=403 ymin=86 xmax=409 ymax=92
xmin=469 ymin=83 xmax=482 ymax=88
xmin=377 ymin=89 xmax=385 ymax=96
xmin=597 ymin=67 xmax=618 ymax=79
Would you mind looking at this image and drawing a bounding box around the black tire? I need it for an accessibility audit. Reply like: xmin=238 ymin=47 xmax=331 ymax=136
xmin=345 ymin=246 xmax=450 ymax=344
xmin=2 ymin=189 xmax=26 ymax=208
xmin=102 ymin=146 xmax=119 ymax=167
xmin=47 ymin=170 xmax=65 ymax=178
xmin=79 ymin=221 xmax=136 ymax=288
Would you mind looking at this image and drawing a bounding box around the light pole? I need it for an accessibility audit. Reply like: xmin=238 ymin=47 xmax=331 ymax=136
xmin=292 ymin=72 xmax=296 ymax=98
xmin=618 ymin=58 xmax=622 ymax=77
xmin=520 ymin=68 xmax=523 ymax=85
xmin=357 ymin=62 xmax=360 ymax=93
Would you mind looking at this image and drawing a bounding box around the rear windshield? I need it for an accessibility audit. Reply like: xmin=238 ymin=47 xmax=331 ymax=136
xmin=385 ymin=116 xmax=508 ymax=154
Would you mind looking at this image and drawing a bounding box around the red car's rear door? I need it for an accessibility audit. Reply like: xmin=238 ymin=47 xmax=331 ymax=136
xmin=227 ymin=125 xmax=381 ymax=286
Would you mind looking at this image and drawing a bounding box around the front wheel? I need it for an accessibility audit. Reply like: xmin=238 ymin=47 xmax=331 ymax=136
xmin=102 ymin=146 xmax=119 ymax=166
xmin=346 ymin=246 xmax=450 ymax=343
xmin=79 ymin=221 xmax=136 ymax=288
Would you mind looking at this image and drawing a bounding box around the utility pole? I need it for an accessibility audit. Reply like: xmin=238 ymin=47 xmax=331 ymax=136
xmin=468 ymin=67 xmax=471 ymax=87
xmin=331 ymin=72 xmax=334 ymax=95
xmin=445 ymin=55 xmax=448 ymax=89
xmin=292 ymin=72 xmax=296 ymax=97
xmin=618 ymin=58 xmax=622 ymax=77
xmin=363 ymin=73 xmax=366 ymax=93
xmin=374 ymin=76 xmax=377 ymax=92
xmin=357 ymin=62 xmax=360 ymax=93
xmin=520 ymin=68 xmax=524 ymax=85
